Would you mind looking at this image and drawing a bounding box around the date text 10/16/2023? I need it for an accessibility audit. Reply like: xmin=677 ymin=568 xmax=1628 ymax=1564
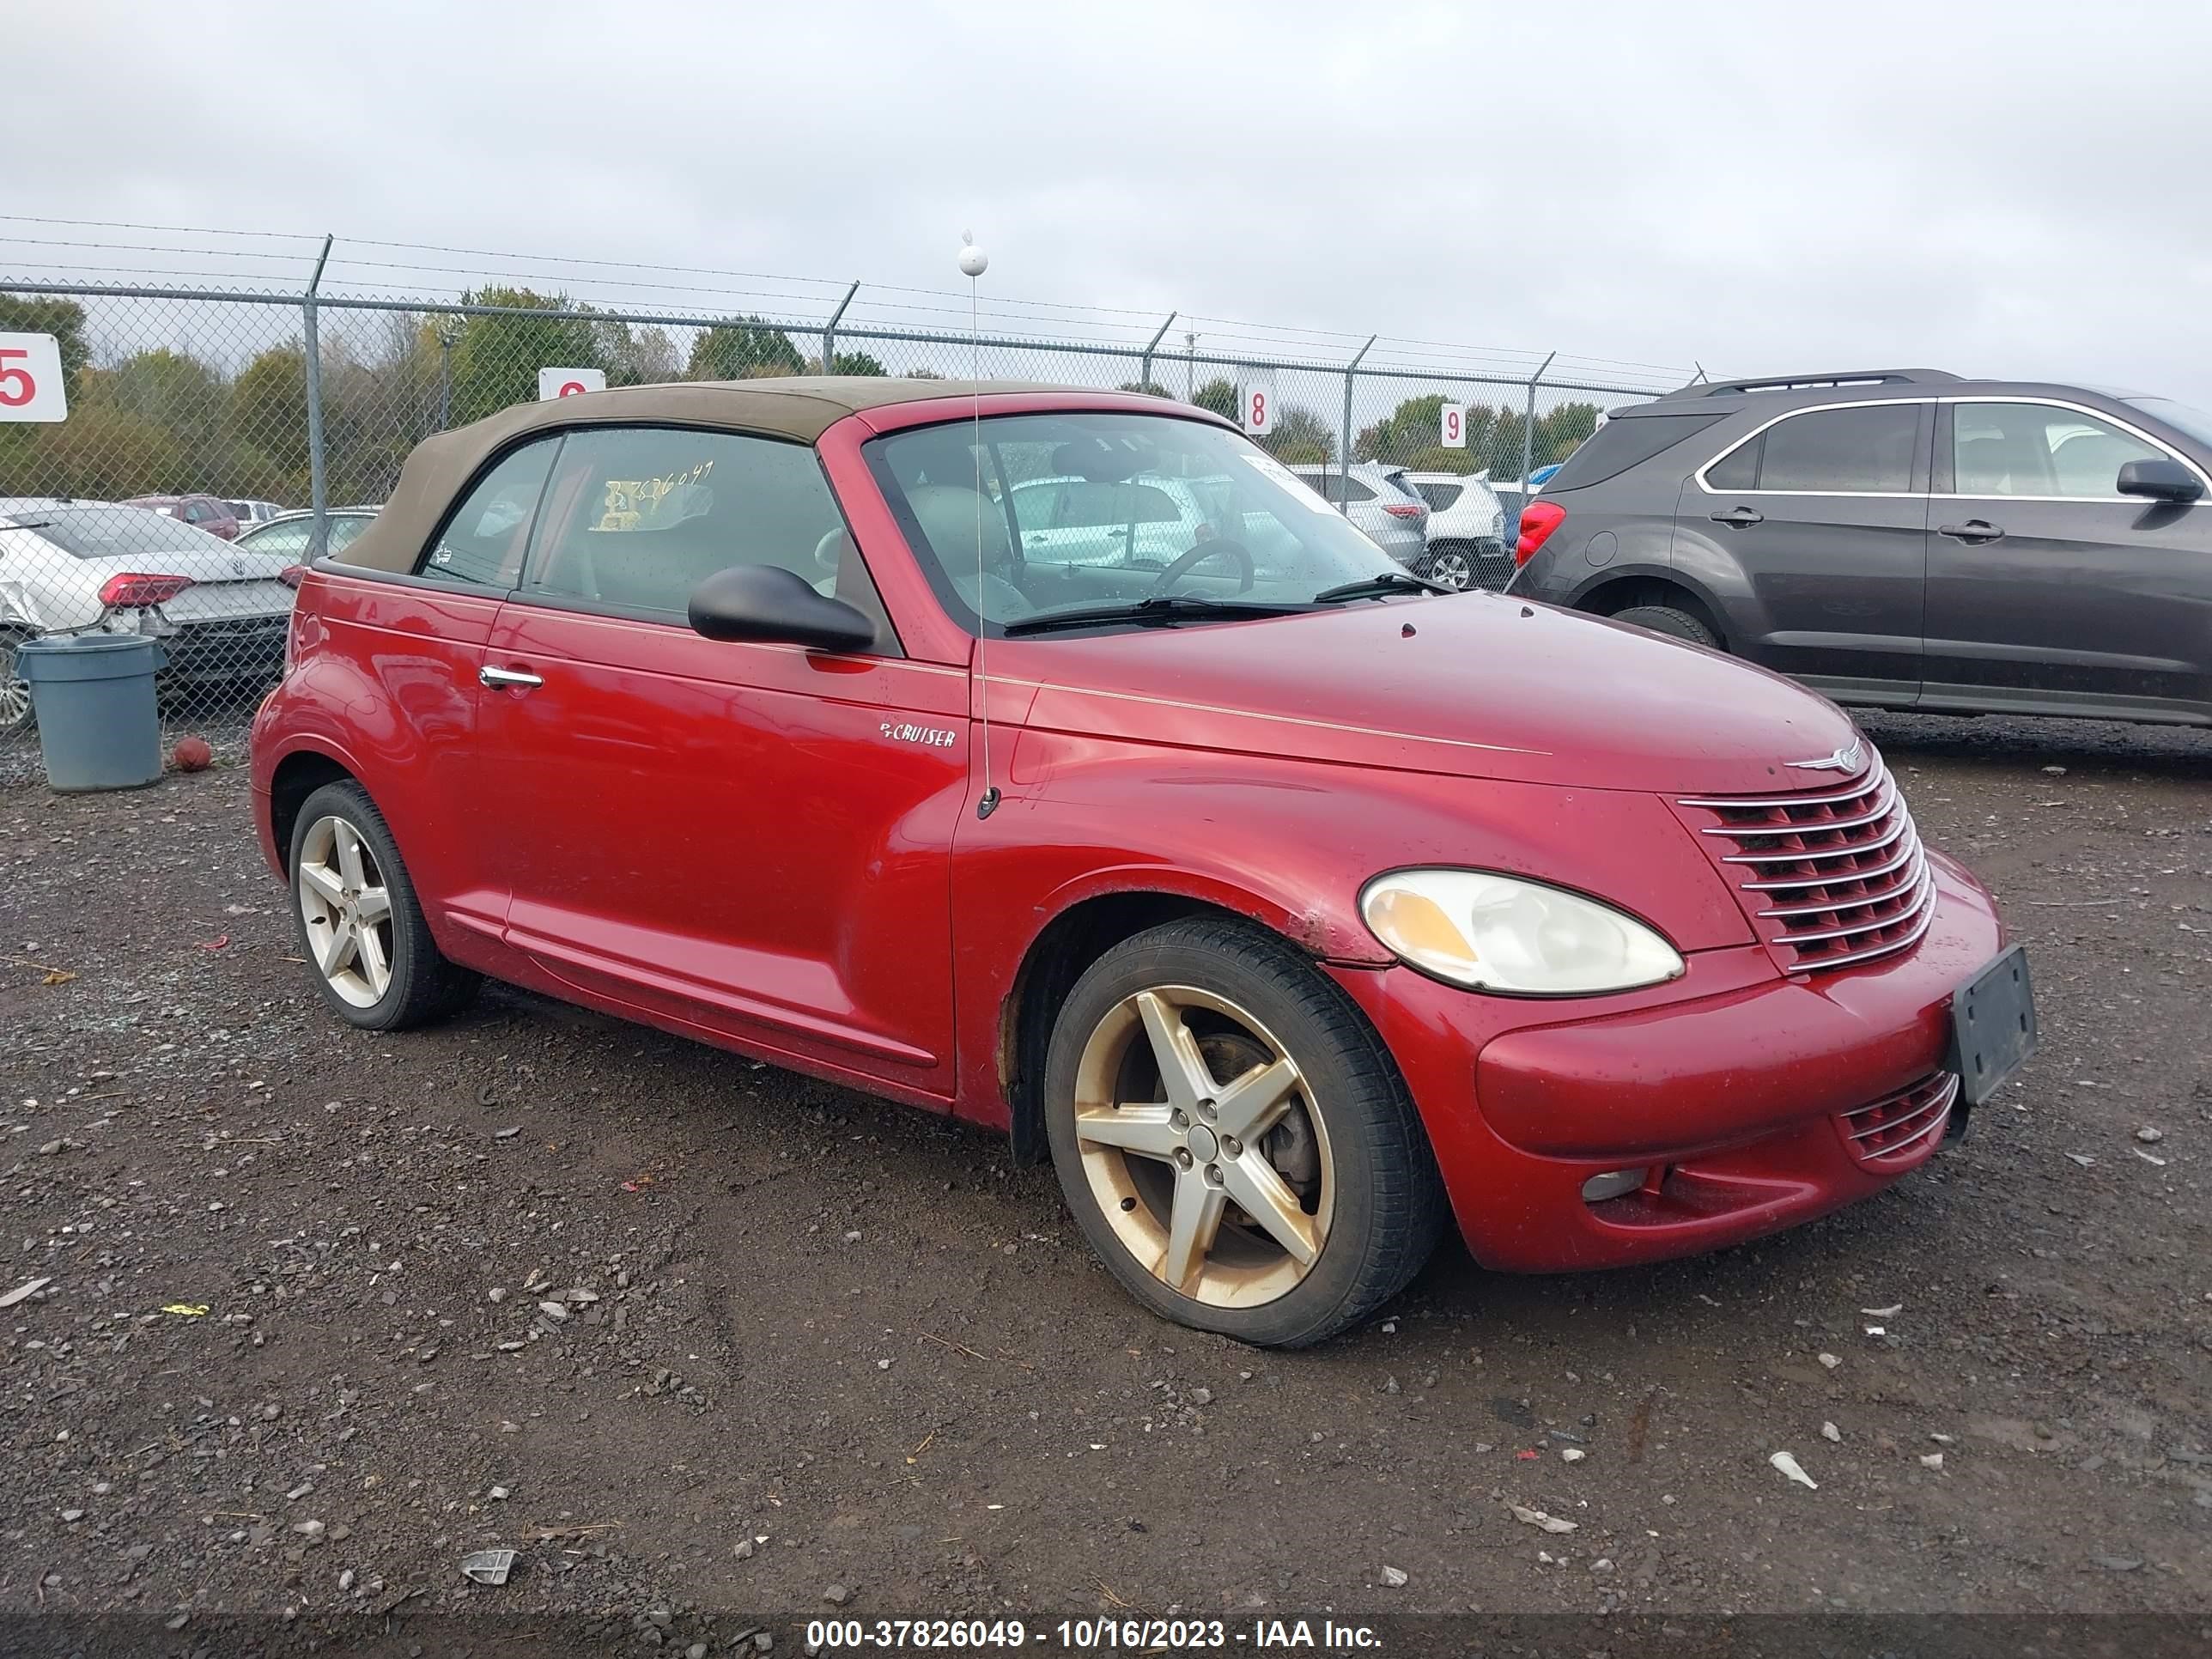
xmin=804 ymin=1619 xmax=1384 ymax=1650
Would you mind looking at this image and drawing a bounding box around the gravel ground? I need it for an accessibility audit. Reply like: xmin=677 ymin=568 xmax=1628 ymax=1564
xmin=2 ymin=713 xmax=2209 ymax=1648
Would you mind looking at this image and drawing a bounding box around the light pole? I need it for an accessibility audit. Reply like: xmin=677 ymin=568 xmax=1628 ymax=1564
xmin=434 ymin=315 xmax=465 ymax=431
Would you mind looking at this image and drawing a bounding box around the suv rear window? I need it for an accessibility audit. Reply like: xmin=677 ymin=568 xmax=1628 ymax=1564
xmin=1413 ymin=480 xmax=1462 ymax=511
xmin=1542 ymin=411 xmax=1726 ymax=491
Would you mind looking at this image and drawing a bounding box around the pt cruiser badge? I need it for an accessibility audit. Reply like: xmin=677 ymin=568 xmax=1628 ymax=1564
xmin=881 ymin=720 xmax=957 ymax=748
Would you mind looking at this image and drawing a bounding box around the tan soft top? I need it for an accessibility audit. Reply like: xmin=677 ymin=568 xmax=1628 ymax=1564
xmin=333 ymin=376 xmax=1064 ymax=574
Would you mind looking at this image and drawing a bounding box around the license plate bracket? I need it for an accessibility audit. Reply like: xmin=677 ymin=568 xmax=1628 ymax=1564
xmin=1948 ymin=944 xmax=2036 ymax=1107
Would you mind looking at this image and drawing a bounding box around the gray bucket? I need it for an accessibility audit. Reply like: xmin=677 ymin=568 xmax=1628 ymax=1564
xmin=16 ymin=635 xmax=169 ymax=793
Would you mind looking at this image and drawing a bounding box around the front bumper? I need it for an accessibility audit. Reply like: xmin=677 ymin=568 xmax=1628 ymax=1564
xmin=1332 ymin=849 xmax=2005 ymax=1273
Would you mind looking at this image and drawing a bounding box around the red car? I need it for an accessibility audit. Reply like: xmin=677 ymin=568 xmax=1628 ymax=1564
xmin=124 ymin=493 xmax=241 ymax=541
xmin=248 ymin=380 xmax=2035 ymax=1346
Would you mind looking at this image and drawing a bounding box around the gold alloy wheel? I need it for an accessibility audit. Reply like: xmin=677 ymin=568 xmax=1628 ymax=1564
xmin=295 ymin=814 xmax=396 ymax=1009
xmin=1072 ymin=985 xmax=1334 ymax=1308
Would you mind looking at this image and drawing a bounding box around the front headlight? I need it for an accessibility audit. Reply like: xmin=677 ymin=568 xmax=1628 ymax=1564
xmin=1359 ymin=869 xmax=1685 ymax=995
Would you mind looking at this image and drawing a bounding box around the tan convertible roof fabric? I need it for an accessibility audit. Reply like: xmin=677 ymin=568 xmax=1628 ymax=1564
xmin=332 ymin=377 xmax=1061 ymax=573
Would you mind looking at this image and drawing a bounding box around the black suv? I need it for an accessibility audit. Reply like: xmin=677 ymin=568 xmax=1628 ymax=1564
xmin=1506 ymin=369 xmax=2212 ymax=726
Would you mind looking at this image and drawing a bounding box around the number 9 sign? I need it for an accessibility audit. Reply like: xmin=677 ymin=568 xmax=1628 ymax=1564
xmin=0 ymin=333 xmax=68 ymax=423
xmin=1440 ymin=403 xmax=1467 ymax=449
xmin=1239 ymin=369 xmax=1278 ymax=436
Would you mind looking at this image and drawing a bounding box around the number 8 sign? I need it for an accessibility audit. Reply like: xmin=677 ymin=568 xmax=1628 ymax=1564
xmin=1239 ymin=369 xmax=1278 ymax=436
xmin=1440 ymin=403 xmax=1467 ymax=449
xmin=0 ymin=332 xmax=69 ymax=423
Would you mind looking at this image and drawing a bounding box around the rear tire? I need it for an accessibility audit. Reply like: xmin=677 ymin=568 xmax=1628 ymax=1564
xmin=0 ymin=631 xmax=34 ymax=734
xmin=1423 ymin=544 xmax=1477 ymax=592
xmin=1042 ymin=916 xmax=1446 ymax=1347
xmin=1611 ymin=603 xmax=1719 ymax=648
xmin=289 ymin=781 xmax=479 ymax=1031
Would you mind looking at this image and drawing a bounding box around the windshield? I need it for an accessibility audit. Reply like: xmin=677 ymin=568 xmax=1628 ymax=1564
xmin=865 ymin=412 xmax=1401 ymax=634
xmin=2124 ymin=397 xmax=2212 ymax=450
xmin=3 ymin=505 xmax=229 ymax=557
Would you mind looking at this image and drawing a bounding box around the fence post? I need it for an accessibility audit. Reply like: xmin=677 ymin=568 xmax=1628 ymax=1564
xmin=1139 ymin=312 xmax=1176 ymax=392
xmin=1339 ymin=336 xmax=1376 ymax=514
xmin=822 ymin=280 xmax=859 ymax=373
xmin=301 ymin=234 xmax=334 ymax=559
xmin=1520 ymin=349 xmax=1555 ymax=491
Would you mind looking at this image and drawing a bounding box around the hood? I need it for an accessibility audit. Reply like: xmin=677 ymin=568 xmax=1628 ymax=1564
xmin=992 ymin=592 xmax=1859 ymax=795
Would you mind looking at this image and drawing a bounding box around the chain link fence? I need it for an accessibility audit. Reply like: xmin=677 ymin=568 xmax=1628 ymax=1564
xmin=0 ymin=251 xmax=1679 ymax=769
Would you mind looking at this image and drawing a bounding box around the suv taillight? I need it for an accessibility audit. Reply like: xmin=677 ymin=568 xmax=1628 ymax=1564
xmin=1382 ymin=502 xmax=1424 ymax=520
xmin=1516 ymin=501 xmax=1566 ymax=565
xmin=99 ymin=573 xmax=195 ymax=608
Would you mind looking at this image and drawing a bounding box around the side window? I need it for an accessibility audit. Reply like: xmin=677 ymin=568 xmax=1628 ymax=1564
xmin=246 ymin=520 xmax=311 ymax=556
xmin=1754 ymin=404 xmax=1917 ymax=492
xmin=1705 ymin=435 xmax=1759 ymax=491
xmin=1952 ymin=402 xmax=2166 ymax=498
xmin=417 ymin=438 xmax=558 ymax=587
xmin=523 ymin=426 xmax=895 ymax=646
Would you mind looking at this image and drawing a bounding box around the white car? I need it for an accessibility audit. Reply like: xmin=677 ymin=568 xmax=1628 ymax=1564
xmin=0 ymin=502 xmax=299 ymax=732
xmin=226 ymin=498 xmax=289 ymax=526
xmin=1399 ymin=470 xmax=1510 ymax=591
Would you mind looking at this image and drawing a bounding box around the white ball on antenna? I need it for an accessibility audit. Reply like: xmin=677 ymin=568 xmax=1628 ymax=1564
xmin=957 ymin=240 xmax=988 ymax=278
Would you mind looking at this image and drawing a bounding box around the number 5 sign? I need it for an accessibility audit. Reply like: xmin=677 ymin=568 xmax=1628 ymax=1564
xmin=1239 ymin=369 xmax=1278 ymax=436
xmin=1439 ymin=402 xmax=1468 ymax=449
xmin=0 ymin=333 xmax=68 ymax=422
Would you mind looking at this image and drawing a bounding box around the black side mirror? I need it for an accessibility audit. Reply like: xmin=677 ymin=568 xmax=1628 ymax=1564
xmin=2116 ymin=458 xmax=2204 ymax=504
xmin=689 ymin=563 xmax=877 ymax=653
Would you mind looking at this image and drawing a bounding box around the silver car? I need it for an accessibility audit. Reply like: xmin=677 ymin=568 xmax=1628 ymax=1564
xmin=234 ymin=506 xmax=380 ymax=559
xmin=0 ymin=501 xmax=299 ymax=732
xmin=1285 ymin=462 xmax=1429 ymax=567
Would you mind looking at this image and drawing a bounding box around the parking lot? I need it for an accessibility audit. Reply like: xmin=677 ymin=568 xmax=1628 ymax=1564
xmin=3 ymin=710 xmax=2207 ymax=1644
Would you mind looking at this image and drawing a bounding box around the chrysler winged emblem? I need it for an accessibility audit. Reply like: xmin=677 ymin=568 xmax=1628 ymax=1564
xmin=1787 ymin=738 xmax=1866 ymax=775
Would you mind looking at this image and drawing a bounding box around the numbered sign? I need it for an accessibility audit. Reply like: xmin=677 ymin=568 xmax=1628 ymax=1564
xmin=1439 ymin=402 xmax=1468 ymax=449
xmin=538 ymin=367 xmax=605 ymax=400
xmin=0 ymin=332 xmax=68 ymax=422
xmin=1239 ymin=370 xmax=1278 ymax=436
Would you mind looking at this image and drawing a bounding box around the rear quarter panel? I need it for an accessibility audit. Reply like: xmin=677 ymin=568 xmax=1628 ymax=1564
xmin=252 ymin=570 xmax=506 ymax=947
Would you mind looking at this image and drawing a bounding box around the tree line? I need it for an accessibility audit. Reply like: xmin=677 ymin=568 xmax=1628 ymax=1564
xmin=1 ymin=289 xmax=1600 ymax=507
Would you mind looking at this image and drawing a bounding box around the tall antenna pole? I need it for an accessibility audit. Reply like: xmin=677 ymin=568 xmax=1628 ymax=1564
xmin=959 ymin=233 xmax=1000 ymax=821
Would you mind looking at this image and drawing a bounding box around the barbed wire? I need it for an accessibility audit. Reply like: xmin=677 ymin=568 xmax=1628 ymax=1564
xmin=0 ymin=217 xmax=1690 ymax=386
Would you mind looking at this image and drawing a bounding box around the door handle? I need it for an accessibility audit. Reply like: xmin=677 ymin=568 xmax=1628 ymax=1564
xmin=1937 ymin=520 xmax=2004 ymax=544
xmin=1710 ymin=507 xmax=1764 ymax=528
xmin=479 ymin=665 xmax=544 ymax=690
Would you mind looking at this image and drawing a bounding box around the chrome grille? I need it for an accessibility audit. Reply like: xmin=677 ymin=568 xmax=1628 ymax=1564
xmin=1837 ymin=1072 xmax=1958 ymax=1167
xmin=1677 ymin=748 xmax=1936 ymax=973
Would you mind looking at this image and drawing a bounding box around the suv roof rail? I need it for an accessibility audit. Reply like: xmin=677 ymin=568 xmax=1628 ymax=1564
xmin=1686 ymin=368 xmax=1960 ymax=397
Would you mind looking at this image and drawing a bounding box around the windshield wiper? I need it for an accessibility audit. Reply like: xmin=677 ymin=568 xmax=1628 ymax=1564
xmin=2 ymin=520 xmax=54 ymax=532
xmin=1000 ymin=596 xmax=1309 ymax=636
xmin=1310 ymin=570 xmax=1450 ymax=604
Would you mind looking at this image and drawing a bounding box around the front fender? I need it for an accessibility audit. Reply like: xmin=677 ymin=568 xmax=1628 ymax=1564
xmin=948 ymin=730 xmax=1752 ymax=1126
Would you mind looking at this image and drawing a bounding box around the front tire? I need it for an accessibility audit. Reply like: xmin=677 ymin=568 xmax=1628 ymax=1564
xmin=289 ymin=781 xmax=479 ymax=1031
xmin=1043 ymin=917 xmax=1445 ymax=1346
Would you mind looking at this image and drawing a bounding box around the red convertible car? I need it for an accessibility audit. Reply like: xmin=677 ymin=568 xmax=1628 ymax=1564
xmin=249 ymin=380 xmax=2034 ymax=1346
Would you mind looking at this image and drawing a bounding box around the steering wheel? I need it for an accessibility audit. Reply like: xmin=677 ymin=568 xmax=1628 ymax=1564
xmin=1148 ymin=538 xmax=1254 ymax=595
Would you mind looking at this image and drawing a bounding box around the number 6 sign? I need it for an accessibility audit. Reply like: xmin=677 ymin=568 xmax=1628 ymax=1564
xmin=0 ymin=332 xmax=68 ymax=422
xmin=1239 ymin=369 xmax=1278 ymax=436
xmin=1439 ymin=402 xmax=1467 ymax=449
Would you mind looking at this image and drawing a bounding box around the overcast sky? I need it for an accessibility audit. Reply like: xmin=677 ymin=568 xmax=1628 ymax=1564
xmin=12 ymin=0 xmax=2212 ymax=403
